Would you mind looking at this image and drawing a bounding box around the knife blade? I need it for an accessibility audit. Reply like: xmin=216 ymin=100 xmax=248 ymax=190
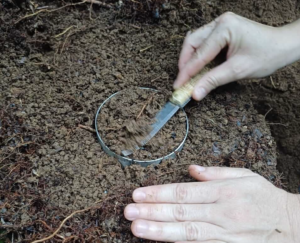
xmin=121 ymin=68 xmax=208 ymax=157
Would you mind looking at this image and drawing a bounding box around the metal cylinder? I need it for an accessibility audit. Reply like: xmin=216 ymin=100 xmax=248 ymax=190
xmin=95 ymin=87 xmax=189 ymax=167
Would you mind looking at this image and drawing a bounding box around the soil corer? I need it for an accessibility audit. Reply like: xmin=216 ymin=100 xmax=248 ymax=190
xmin=95 ymin=88 xmax=189 ymax=167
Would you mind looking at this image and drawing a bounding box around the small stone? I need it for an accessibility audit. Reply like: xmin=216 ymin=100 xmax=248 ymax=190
xmin=87 ymin=152 xmax=93 ymax=159
xmin=222 ymin=119 xmax=228 ymax=125
xmin=242 ymin=126 xmax=248 ymax=132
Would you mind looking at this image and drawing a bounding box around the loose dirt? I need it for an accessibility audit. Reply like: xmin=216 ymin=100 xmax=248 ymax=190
xmin=0 ymin=0 xmax=299 ymax=242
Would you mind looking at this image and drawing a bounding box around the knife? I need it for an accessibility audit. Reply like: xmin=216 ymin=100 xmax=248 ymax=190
xmin=122 ymin=68 xmax=208 ymax=157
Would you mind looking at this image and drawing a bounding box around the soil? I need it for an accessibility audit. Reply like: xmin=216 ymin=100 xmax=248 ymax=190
xmin=0 ymin=0 xmax=299 ymax=242
xmin=97 ymin=87 xmax=186 ymax=160
xmin=243 ymin=62 xmax=300 ymax=193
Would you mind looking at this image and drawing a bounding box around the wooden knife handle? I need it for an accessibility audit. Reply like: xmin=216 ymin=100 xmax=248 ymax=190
xmin=170 ymin=68 xmax=209 ymax=107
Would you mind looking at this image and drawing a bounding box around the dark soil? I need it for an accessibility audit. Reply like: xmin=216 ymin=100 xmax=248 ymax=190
xmin=243 ymin=62 xmax=300 ymax=193
xmin=97 ymin=87 xmax=186 ymax=160
xmin=0 ymin=0 xmax=299 ymax=242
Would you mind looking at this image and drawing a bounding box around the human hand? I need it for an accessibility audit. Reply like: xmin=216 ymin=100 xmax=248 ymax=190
xmin=174 ymin=12 xmax=300 ymax=101
xmin=124 ymin=166 xmax=300 ymax=243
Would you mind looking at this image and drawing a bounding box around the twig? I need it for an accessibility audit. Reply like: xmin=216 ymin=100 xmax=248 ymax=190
xmin=36 ymin=220 xmax=53 ymax=231
xmin=136 ymin=95 xmax=154 ymax=119
xmin=78 ymin=124 xmax=96 ymax=133
xmin=139 ymin=45 xmax=154 ymax=53
xmin=150 ymin=76 xmax=161 ymax=83
xmin=130 ymin=24 xmax=141 ymax=29
xmin=62 ymin=235 xmax=78 ymax=243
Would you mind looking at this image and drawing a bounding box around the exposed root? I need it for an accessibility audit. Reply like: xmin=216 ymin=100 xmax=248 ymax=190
xmin=139 ymin=45 xmax=154 ymax=53
xmin=15 ymin=0 xmax=111 ymax=25
xmin=54 ymin=26 xmax=75 ymax=38
xmin=136 ymin=94 xmax=154 ymax=119
xmin=31 ymin=199 xmax=106 ymax=243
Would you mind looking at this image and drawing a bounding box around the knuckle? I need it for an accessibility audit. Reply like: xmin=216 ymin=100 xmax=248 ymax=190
xmin=184 ymin=222 xmax=200 ymax=241
xmin=196 ymin=41 xmax=210 ymax=60
xmin=173 ymin=205 xmax=187 ymax=222
xmin=231 ymin=62 xmax=248 ymax=79
xmin=219 ymin=11 xmax=237 ymax=24
xmin=174 ymin=184 xmax=189 ymax=203
xmin=205 ymin=75 xmax=219 ymax=90
xmin=224 ymin=206 xmax=247 ymax=222
xmin=240 ymin=168 xmax=254 ymax=177
xmin=146 ymin=206 xmax=156 ymax=219
xmin=212 ymin=167 xmax=224 ymax=177
xmin=221 ymin=186 xmax=238 ymax=200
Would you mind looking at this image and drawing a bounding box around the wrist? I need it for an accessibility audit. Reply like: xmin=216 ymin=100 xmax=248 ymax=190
xmin=276 ymin=19 xmax=300 ymax=67
xmin=286 ymin=193 xmax=300 ymax=242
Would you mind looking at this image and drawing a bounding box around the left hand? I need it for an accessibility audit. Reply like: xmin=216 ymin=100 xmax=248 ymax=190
xmin=124 ymin=165 xmax=300 ymax=243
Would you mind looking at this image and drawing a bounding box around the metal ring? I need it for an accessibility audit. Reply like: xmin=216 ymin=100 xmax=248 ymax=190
xmin=95 ymin=87 xmax=189 ymax=167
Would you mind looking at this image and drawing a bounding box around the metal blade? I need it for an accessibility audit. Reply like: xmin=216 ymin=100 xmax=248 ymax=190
xmin=121 ymin=102 xmax=180 ymax=157
xmin=140 ymin=102 xmax=180 ymax=146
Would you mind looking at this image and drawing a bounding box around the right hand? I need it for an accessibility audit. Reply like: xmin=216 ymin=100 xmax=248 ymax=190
xmin=174 ymin=12 xmax=300 ymax=101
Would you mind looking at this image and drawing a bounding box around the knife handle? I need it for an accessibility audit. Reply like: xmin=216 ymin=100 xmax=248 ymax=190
xmin=170 ymin=68 xmax=209 ymax=107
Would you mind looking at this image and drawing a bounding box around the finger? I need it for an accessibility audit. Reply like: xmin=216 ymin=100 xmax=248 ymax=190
xmin=124 ymin=203 xmax=219 ymax=224
xmin=191 ymin=56 xmax=250 ymax=100
xmin=132 ymin=181 xmax=221 ymax=203
xmin=174 ymin=25 xmax=229 ymax=89
xmin=176 ymin=241 xmax=226 ymax=243
xmin=188 ymin=165 xmax=256 ymax=182
xmin=179 ymin=20 xmax=217 ymax=70
xmin=131 ymin=219 xmax=225 ymax=242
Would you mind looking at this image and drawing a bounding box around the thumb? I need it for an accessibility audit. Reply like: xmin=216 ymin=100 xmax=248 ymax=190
xmin=188 ymin=165 xmax=256 ymax=181
xmin=192 ymin=58 xmax=240 ymax=101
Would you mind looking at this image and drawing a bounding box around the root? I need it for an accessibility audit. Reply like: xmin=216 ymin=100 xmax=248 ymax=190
xmin=78 ymin=124 xmax=96 ymax=133
xmin=136 ymin=95 xmax=154 ymax=119
xmin=31 ymin=198 xmax=109 ymax=243
xmin=270 ymin=76 xmax=276 ymax=89
xmin=54 ymin=26 xmax=75 ymax=38
xmin=264 ymin=107 xmax=273 ymax=119
xmin=86 ymin=0 xmax=112 ymax=8
xmin=139 ymin=45 xmax=154 ymax=53
xmin=15 ymin=0 xmax=112 ymax=24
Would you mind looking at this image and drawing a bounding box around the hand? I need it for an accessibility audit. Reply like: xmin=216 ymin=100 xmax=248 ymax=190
xmin=174 ymin=12 xmax=300 ymax=101
xmin=124 ymin=166 xmax=300 ymax=243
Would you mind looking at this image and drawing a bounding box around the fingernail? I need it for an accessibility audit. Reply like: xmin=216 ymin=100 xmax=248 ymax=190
xmin=125 ymin=205 xmax=139 ymax=220
xmin=135 ymin=221 xmax=149 ymax=237
xmin=195 ymin=165 xmax=206 ymax=172
xmin=133 ymin=190 xmax=146 ymax=202
xmin=194 ymin=87 xmax=207 ymax=100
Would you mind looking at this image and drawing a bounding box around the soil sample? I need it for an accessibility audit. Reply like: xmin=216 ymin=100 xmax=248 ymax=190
xmin=97 ymin=87 xmax=187 ymax=160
